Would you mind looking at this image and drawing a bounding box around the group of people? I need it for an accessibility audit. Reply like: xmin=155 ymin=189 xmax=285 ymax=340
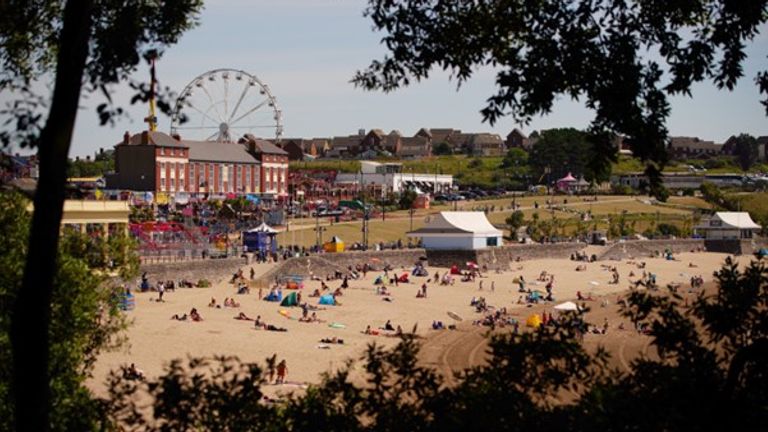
xmin=208 ymin=297 xmax=240 ymax=308
xmin=171 ymin=307 xmax=203 ymax=322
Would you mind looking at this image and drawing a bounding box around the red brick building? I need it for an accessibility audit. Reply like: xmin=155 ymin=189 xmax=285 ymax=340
xmin=106 ymin=131 xmax=289 ymax=199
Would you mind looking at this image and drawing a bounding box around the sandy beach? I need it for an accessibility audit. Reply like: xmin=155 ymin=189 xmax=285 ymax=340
xmin=88 ymin=251 xmax=743 ymax=396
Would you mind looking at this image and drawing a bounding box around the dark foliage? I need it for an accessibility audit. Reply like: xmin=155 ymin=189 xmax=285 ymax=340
xmin=353 ymin=1 xmax=768 ymax=198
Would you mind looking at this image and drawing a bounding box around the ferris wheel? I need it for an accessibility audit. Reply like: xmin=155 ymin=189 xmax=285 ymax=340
xmin=170 ymin=68 xmax=283 ymax=142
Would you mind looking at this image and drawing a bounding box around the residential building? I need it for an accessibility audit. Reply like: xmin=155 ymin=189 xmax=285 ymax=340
xmin=106 ymin=130 xmax=289 ymax=199
xmin=669 ymin=136 xmax=721 ymax=158
xmin=466 ymin=133 xmax=505 ymax=156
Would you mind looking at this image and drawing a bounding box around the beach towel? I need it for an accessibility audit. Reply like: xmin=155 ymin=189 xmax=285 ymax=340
xmin=398 ymin=273 xmax=409 ymax=283
xmin=328 ymin=322 xmax=345 ymax=329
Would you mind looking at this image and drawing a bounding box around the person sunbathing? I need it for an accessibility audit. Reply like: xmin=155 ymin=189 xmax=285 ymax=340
xmin=171 ymin=313 xmax=187 ymax=321
xmin=265 ymin=324 xmax=287 ymax=332
xmin=234 ymin=312 xmax=253 ymax=321
xmin=208 ymin=297 xmax=217 ymax=308
xmin=363 ymin=325 xmax=379 ymax=335
xmin=309 ymin=289 xmax=321 ymax=298
xmin=576 ymin=291 xmax=594 ymax=301
xmin=333 ymin=288 xmax=343 ymax=297
xmin=224 ymin=298 xmax=241 ymax=308
xmin=320 ymin=337 xmax=344 ymax=344
xmin=575 ymin=264 xmax=587 ymax=271
xmin=190 ymin=308 xmax=203 ymax=322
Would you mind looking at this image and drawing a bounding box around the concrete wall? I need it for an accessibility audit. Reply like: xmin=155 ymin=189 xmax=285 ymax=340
xmin=597 ymin=239 xmax=706 ymax=260
xmin=255 ymin=249 xmax=428 ymax=286
xmin=140 ymin=256 xmax=248 ymax=285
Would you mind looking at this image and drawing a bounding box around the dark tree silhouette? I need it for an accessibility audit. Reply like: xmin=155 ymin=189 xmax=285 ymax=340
xmin=0 ymin=1 xmax=202 ymax=430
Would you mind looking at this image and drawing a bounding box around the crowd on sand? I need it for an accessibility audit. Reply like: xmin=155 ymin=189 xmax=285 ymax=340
xmin=118 ymin=246 xmax=716 ymax=390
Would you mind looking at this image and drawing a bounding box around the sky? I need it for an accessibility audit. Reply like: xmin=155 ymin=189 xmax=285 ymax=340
xmin=11 ymin=0 xmax=768 ymax=157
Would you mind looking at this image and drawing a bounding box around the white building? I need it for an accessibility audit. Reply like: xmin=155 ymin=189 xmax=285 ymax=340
xmin=695 ymin=212 xmax=761 ymax=240
xmin=335 ymin=161 xmax=454 ymax=196
xmin=407 ymin=211 xmax=503 ymax=250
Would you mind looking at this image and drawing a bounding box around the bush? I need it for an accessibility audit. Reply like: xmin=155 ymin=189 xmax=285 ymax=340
xmin=656 ymin=223 xmax=682 ymax=237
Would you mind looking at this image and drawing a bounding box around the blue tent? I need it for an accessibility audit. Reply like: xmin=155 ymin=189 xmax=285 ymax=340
xmin=243 ymin=223 xmax=278 ymax=253
xmin=319 ymin=294 xmax=335 ymax=306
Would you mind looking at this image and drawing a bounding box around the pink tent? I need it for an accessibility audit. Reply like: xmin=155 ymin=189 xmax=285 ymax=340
xmin=556 ymin=172 xmax=577 ymax=191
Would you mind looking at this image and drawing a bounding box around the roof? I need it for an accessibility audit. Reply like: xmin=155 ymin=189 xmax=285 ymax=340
xmin=125 ymin=131 xmax=188 ymax=148
xmin=710 ymin=212 xmax=761 ymax=229
xmin=242 ymin=134 xmax=288 ymax=155
xmin=185 ymin=141 xmax=259 ymax=163
xmin=408 ymin=211 xmax=503 ymax=237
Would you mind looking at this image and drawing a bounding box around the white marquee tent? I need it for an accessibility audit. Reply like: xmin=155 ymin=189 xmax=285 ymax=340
xmin=407 ymin=211 xmax=503 ymax=250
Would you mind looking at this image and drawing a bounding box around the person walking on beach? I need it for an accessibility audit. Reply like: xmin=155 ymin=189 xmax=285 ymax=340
xmin=157 ymin=281 xmax=165 ymax=302
xmin=266 ymin=354 xmax=277 ymax=383
xmin=276 ymin=360 xmax=288 ymax=384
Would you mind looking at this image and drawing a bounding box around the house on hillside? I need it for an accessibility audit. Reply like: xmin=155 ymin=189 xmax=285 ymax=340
xmin=506 ymin=129 xmax=528 ymax=149
xmin=277 ymin=138 xmax=316 ymax=161
xmin=326 ymin=135 xmax=363 ymax=158
xmin=695 ymin=212 xmax=761 ymax=240
xmin=398 ymin=136 xmax=431 ymax=158
xmin=407 ymin=211 xmax=503 ymax=250
xmin=669 ymin=136 xmax=722 ymax=159
xmin=467 ymin=133 xmax=505 ymax=156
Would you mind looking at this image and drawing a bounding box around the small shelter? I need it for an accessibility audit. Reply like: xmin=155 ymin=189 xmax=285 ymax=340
xmin=556 ymin=172 xmax=577 ymax=192
xmin=407 ymin=211 xmax=503 ymax=250
xmin=243 ymin=223 xmax=278 ymax=254
xmin=323 ymin=235 xmax=345 ymax=252
xmin=280 ymin=292 xmax=299 ymax=307
xmin=694 ymin=212 xmax=761 ymax=240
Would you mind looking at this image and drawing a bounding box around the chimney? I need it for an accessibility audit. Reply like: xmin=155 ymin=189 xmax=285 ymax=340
xmin=86 ymin=155 xmax=91 ymax=161
xmin=358 ymin=129 xmax=365 ymax=136
xmin=141 ymin=130 xmax=149 ymax=145
xmin=99 ymin=147 xmax=104 ymax=154
xmin=123 ymin=131 xmax=130 ymax=145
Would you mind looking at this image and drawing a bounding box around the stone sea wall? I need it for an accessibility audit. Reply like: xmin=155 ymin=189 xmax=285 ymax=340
xmin=141 ymin=238 xmax=766 ymax=287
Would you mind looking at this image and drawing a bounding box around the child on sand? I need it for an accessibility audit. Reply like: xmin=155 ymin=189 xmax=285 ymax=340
xmin=276 ymin=360 xmax=287 ymax=384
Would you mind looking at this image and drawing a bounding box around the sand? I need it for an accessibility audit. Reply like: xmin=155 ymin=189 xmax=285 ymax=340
xmin=87 ymin=251 xmax=743 ymax=397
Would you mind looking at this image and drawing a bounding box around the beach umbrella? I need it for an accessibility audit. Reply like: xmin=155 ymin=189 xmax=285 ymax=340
xmin=554 ymin=301 xmax=579 ymax=311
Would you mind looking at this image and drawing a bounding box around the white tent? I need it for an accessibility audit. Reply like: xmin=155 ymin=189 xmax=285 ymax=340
xmin=407 ymin=211 xmax=503 ymax=250
xmin=248 ymin=222 xmax=277 ymax=234
xmin=554 ymin=301 xmax=579 ymax=311
xmin=695 ymin=212 xmax=761 ymax=239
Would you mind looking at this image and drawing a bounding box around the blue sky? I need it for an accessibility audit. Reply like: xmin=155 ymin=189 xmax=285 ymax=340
xmin=43 ymin=1 xmax=768 ymax=156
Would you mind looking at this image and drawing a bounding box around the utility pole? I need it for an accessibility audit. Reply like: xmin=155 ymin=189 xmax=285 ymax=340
xmin=360 ymin=169 xmax=368 ymax=250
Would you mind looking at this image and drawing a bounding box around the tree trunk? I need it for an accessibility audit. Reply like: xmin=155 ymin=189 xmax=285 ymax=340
xmin=10 ymin=1 xmax=94 ymax=430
